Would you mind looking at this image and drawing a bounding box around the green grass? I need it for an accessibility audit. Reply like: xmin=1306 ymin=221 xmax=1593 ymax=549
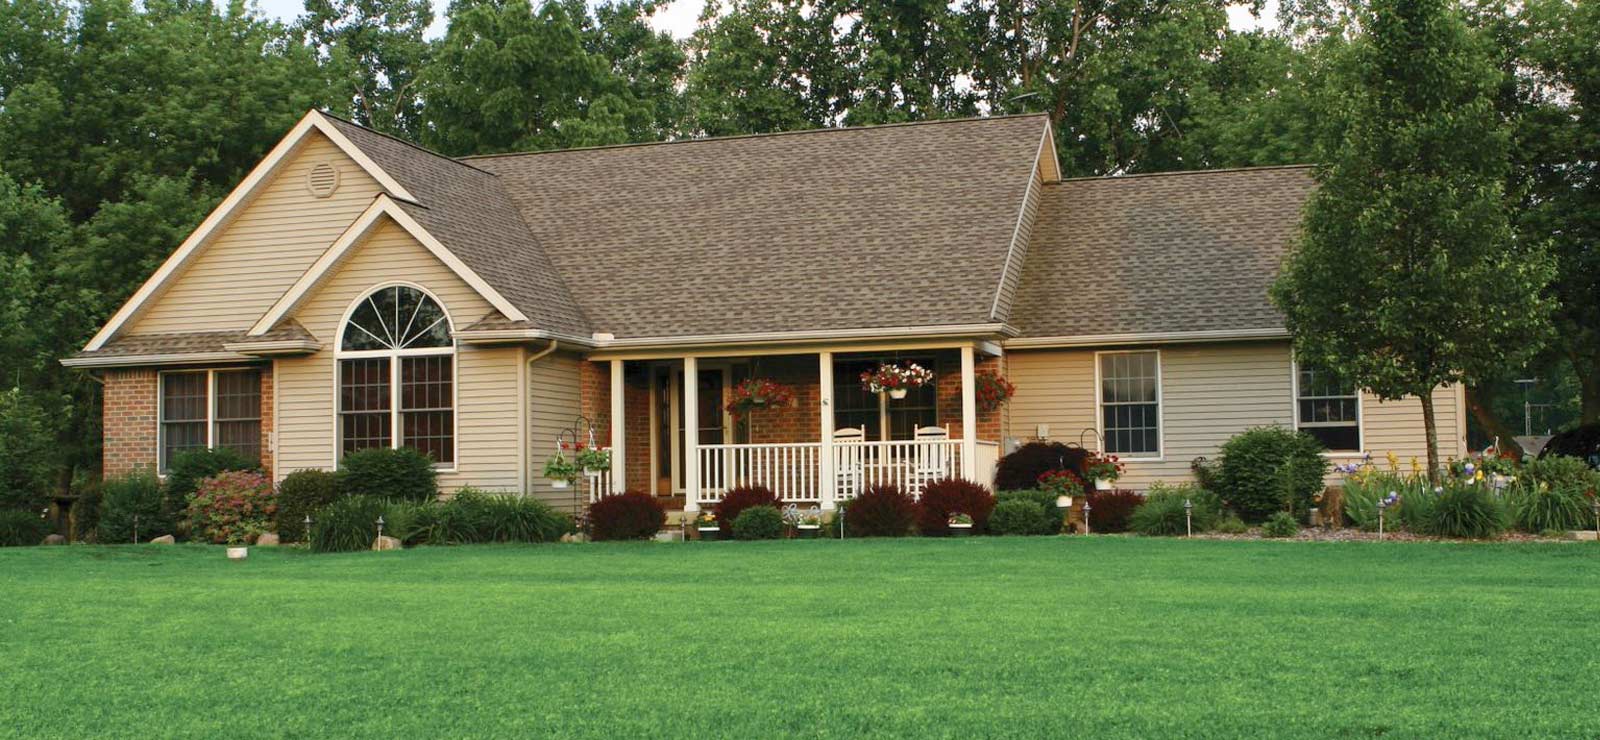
xmin=3 ymin=538 xmax=1598 ymax=738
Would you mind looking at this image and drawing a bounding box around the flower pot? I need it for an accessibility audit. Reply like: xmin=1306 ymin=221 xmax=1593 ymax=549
xmin=796 ymin=524 xmax=820 ymax=539
xmin=888 ymin=388 xmax=908 ymax=400
xmin=1055 ymin=495 xmax=1073 ymax=509
xmin=949 ymin=523 xmax=973 ymax=537
xmin=697 ymin=527 xmax=720 ymax=541
xmin=551 ymin=479 xmax=570 ymax=490
xmin=1094 ymin=479 xmax=1112 ymax=491
xmin=226 ymin=547 xmax=248 ymax=561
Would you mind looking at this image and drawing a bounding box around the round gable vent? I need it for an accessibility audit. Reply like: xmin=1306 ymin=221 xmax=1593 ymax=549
xmin=305 ymin=161 xmax=340 ymax=198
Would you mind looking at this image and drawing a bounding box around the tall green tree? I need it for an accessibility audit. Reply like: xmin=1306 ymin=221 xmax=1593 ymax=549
xmin=838 ymin=0 xmax=978 ymax=125
xmin=965 ymin=0 xmax=1235 ymax=175
xmin=684 ymin=0 xmax=846 ymax=136
xmin=297 ymin=0 xmax=436 ymax=137
xmin=1271 ymin=0 xmax=1555 ymax=480
xmin=420 ymin=0 xmax=676 ymax=154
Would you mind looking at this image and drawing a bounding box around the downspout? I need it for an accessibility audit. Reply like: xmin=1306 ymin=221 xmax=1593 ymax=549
xmin=522 ymin=340 xmax=558 ymax=495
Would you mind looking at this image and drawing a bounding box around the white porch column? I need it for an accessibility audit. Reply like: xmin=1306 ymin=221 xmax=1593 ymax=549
xmin=683 ymin=355 xmax=700 ymax=513
xmin=610 ymin=360 xmax=626 ymax=492
xmin=960 ymin=345 xmax=978 ymax=480
xmin=819 ymin=351 xmax=836 ymax=511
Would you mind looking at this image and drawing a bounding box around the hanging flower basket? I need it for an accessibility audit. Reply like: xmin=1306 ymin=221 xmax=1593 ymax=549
xmin=543 ymin=452 xmax=580 ymax=489
xmin=726 ymin=378 xmax=795 ymax=419
xmin=1083 ymin=451 xmax=1124 ymax=490
xmin=861 ymin=363 xmax=935 ymax=399
xmin=975 ymin=371 xmax=1016 ymax=412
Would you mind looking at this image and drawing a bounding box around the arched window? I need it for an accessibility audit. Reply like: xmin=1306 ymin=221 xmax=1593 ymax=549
xmin=336 ymin=285 xmax=455 ymax=466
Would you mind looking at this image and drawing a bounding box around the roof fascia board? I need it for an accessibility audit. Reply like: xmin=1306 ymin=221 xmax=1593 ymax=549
xmin=989 ymin=127 xmax=1049 ymax=321
xmin=83 ymin=110 xmax=418 ymax=352
xmin=1004 ymin=328 xmax=1289 ymax=349
xmin=248 ymin=196 xmax=529 ymax=336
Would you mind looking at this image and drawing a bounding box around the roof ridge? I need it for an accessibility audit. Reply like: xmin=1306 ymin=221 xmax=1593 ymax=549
xmin=1050 ymin=163 xmax=1316 ymax=184
xmin=458 ymin=112 xmax=1053 ymax=161
xmin=317 ymin=110 xmax=500 ymax=177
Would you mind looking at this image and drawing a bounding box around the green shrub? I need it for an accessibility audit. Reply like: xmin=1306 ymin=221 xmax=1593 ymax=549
xmin=164 ymin=447 xmax=259 ymax=516
xmin=988 ymin=499 xmax=1052 ymax=535
xmin=732 ymin=505 xmax=785 ymax=540
xmin=1423 ymin=484 xmax=1506 ymax=539
xmin=588 ymin=492 xmax=665 ymax=541
xmin=713 ymin=485 xmax=780 ymax=536
xmin=1129 ymin=483 xmax=1222 ymax=536
xmin=1216 ymin=427 xmax=1329 ymax=522
xmin=992 ymin=490 xmax=1061 ymax=535
xmin=1262 ymin=511 xmax=1299 ymax=538
xmin=0 ymin=388 xmax=56 ymax=512
xmin=0 ymin=508 xmax=49 ymax=546
xmin=309 ymin=495 xmax=389 ymax=553
xmin=1504 ymin=459 xmax=1595 ymax=534
xmin=276 ymin=469 xmax=341 ymax=542
xmin=843 ymin=484 xmax=918 ymax=537
xmin=379 ymin=491 xmax=573 ymax=546
xmin=97 ymin=469 xmax=171 ymax=543
xmin=1507 ymin=483 xmax=1591 ymax=533
xmin=184 ymin=470 xmax=277 ymax=544
xmin=337 ymin=447 xmax=438 ymax=502
xmin=1519 ymin=455 xmax=1600 ymax=493
xmin=1215 ymin=514 xmax=1249 ymax=534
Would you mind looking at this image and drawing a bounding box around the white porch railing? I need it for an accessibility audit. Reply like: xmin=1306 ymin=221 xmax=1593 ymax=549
xmin=586 ymin=449 xmax=614 ymax=502
xmin=698 ymin=442 xmax=823 ymax=504
xmin=695 ymin=439 xmax=966 ymax=504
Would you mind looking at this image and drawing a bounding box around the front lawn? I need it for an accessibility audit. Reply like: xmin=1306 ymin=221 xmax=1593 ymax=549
xmin=2 ymin=538 xmax=1596 ymax=737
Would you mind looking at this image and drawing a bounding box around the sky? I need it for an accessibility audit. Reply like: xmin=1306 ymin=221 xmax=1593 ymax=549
xmin=250 ymin=0 xmax=1269 ymax=40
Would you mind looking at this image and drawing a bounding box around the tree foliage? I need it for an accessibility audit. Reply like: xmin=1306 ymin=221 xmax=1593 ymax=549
xmin=1271 ymin=0 xmax=1556 ymax=479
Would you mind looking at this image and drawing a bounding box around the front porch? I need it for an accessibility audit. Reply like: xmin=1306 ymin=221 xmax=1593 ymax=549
xmin=581 ymin=343 xmax=1005 ymax=512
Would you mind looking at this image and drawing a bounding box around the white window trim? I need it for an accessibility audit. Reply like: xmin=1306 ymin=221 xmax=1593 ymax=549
xmin=1290 ymin=357 xmax=1365 ymax=457
xmin=331 ymin=282 xmax=459 ymax=472
xmin=156 ymin=367 xmax=263 ymax=475
xmin=1093 ymin=349 xmax=1164 ymax=461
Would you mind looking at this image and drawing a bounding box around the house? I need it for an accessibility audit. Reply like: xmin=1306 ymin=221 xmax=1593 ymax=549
xmin=63 ymin=110 xmax=1467 ymax=513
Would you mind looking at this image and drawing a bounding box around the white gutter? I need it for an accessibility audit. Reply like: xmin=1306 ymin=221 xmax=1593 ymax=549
xmin=60 ymin=352 xmax=259 ymax=369
xmin=1004 ymin=327 xmax=1290 ymax=349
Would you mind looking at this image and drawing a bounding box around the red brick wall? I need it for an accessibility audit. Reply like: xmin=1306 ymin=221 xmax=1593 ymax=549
xmin=260 ymin=363 xmax=275 ymax=474
xmin=102 ymin=368 xmax=158 ymax=479
xmin=742 ymin=356 xmax=819 ymax=444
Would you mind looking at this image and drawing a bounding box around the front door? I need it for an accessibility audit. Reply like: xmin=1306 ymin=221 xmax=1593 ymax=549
xmin=651 ymin=364 xmax=732 ymax=495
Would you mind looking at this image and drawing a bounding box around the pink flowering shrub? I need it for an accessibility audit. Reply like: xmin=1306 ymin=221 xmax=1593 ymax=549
xmin=185 ymin=470 xmax=278 ymax=545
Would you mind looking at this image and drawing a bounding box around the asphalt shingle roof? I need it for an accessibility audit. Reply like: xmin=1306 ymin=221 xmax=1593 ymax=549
xmin=1010 ymin=166 xmax=1316 ymax=338
xmin=467 ymin=115 xmax=1049 ymax=339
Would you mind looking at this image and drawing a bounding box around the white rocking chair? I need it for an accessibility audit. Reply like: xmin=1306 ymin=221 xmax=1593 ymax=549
xmin=832 ymin=427 xmax=866 ymax=499
xmin=912 ymin=425 xmax=952 ymax=494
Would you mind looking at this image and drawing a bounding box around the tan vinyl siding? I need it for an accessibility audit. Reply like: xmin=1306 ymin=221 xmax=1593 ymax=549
xmin=1005 ymin=341 xmax=1467 ymax=489
xmin=130 ymin=133 xmax=383 ymax=334
xmin=272 ymin=219 xmax=520 ymax=492
xmin=528 ymin=350 xmax=584 ymax=512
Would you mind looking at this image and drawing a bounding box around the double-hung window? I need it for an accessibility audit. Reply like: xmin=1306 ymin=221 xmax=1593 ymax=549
xmin=159 ymin=369 xmax=262 ymax=473
xmin=336 ymin=285 xmax=455 ymax=466
xmin=1295 ymin=366 xmax=1361 ymax=452
xmin=1098 ymin=351 xmax=1161 ymax=457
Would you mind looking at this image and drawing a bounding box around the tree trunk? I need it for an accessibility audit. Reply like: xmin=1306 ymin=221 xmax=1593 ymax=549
xmin=1579 ymin=362 xmax=1600 ymax=426
xmin=1420 ymin=392 xmax=1440 ymax=485
xmin=1464 ymin=385 xmax=1524 ymax=457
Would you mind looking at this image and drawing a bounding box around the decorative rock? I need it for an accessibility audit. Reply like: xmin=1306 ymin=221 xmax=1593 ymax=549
xmin=372 ymin=535 xmax=402 ymax=551
xmin=255 ymin=533 xmax=280 ymax=546
xmin=1567 ymin=530 xmax=1598 ymax=542
xmin=149 ymin=535 xmax=176 ymax=545
xmin=42 ymin=534 xmax=66 ymax=546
